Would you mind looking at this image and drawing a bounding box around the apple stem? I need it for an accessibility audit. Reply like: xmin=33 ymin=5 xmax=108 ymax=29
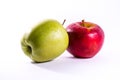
xmin=82 ymin=19 xmax=85 ymax=27
xmin=62 ymin=19 xmax=66 ymax=25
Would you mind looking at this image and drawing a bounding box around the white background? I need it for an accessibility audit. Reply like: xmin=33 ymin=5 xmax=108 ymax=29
xmin=0 ymin=0 xmax=120 ymax=80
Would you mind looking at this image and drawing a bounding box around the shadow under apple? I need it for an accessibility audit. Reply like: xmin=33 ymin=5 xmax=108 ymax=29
xmin=31 ymin=56 xmax=95 ymax=74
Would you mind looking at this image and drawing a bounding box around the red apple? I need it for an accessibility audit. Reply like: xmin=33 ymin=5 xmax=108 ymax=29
xmin=66 ymin=20 xmax=104 ymax=58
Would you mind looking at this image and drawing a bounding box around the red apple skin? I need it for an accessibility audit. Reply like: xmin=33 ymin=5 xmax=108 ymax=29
xmin=66 ymin=21 xmax=104 ymax=58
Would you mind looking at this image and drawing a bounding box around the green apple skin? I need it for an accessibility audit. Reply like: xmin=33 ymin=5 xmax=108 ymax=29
xmin=21 ymin=19 xmax=69 ymax=62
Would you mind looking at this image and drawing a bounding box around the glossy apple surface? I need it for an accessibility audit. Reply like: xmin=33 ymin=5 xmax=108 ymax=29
xmin=21 ymin=19 xmax=69 ymax=62
xmin=66 ymin=20 xmax=104 ymax=58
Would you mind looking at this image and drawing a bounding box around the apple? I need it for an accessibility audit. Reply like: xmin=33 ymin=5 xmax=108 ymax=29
xmin=21 ymin=19 xmax=69 ymax=62
xmin=66 ymin=20 xmax=104 ymax=58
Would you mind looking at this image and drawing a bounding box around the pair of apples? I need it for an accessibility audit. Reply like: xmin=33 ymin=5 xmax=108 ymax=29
xmin=21 ymin=19 xmax=104 ymax=63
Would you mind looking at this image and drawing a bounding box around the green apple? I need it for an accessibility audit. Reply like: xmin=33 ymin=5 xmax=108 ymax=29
xmin=21 ymin=19 xmax=69 ymax=62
